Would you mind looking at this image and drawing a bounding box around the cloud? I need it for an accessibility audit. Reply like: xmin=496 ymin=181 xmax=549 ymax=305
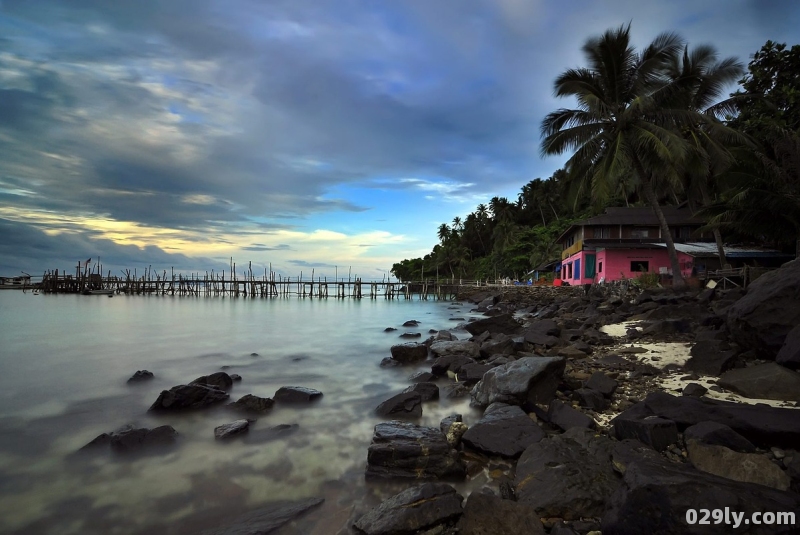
xmin=288 ymin=259 xmax=336 ymax=269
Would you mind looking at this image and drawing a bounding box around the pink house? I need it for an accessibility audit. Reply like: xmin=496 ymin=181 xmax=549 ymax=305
xmin=556 ymin=207 xmax=706 ymax=285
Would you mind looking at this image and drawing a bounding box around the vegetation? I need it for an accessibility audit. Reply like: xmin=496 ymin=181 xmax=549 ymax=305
xmin=391 ymin=32 xmax=800 ymax=284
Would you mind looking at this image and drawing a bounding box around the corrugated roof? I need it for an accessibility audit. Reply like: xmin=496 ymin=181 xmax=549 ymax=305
xmin=578 ymin=206 xmax=704 ymax=226
xmin=649 ymin=242 xmax=788 ymax=258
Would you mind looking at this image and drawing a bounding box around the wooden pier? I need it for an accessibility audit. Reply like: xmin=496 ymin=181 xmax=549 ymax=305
xmin=35 ymin=261 xmax=473 ymax=300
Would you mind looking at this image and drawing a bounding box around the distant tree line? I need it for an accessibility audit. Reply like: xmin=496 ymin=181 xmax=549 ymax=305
xmin=391 ymin=31 xmax=800 ymax=285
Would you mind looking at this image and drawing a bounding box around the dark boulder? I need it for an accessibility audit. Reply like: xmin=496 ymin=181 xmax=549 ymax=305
xmin=354 ymin=482 xmax=463 ymax=535
xmin=463 ymin=313 xmax=522 ymax=336
xmin=402 ymin=320 xmax=420 ymax=327
xmin=399 ymin=332 xmax=421 ymax=339
xmin=431 ymin=354 xmax=475 ymax=376
xmin=777 ymin=324 xmax=800 ymax=370
xmin=228 ymin=394 xmax=274 ymax=413
xmin=200 ymin=497 xmax=324 ymax=535
xmin=190 ymin=371 xmax=233 ymax=391
xmin=456 ymin=363 xmax=493 ymax=385
xmin=82 ymin=425 xmax=178 ymax=454
xmin=376 ymin=392 xmax=422 ymax=418
xmin=243 ymin=424 xmax=299 ymax=445
xmin=601 ymin=456 xmax=800 ymax=535
xmin=149 ymin=384 xmax=229 ymax=411
xmin=274 ymin=386 xmax=323 ymax=403
xmin=726 ymin=259 xmax=800 ymax=358
xmin=214 ymin=419 xmax=251 ymax=439
xmin=612 ymin=414 xmax=678 ymax=452
xmin=402 ymin=382 xmax=439 ymax=401
xmin=548 ymin=400 xmax=595 ymax=431
xmin=470 ymin=356 xmax=565 ymax=407
xmin=430 ymin=339 xmax=480 ymax=359
xmin=127 ymin=370 xmax=154 ymax=383
xmin=366 ymin=421 xmax=466 ymax=480
xmin=408 ymin=371 xmax=436 ymax=383
xmin=718 ymin=363 xmax=800 ymax=402
xmin=682 ymin=383 xmax=708 ymax=397
xmin=685 ymin=340 xmax=736 ymax=376
xmin=686 ymin=440 xmax=791 ymax=490
xmin=479 ymin=335 xmax=516 ymax=358
xmin=573 ymin=387 xmax=609 ymax=411
xmin=390 ymin=343 xmax=428 ymax=363
xmin=457 ymin=489 xmax=545 ymax=535
xmin=586 ymin=372 xmax=618 ymax=397
xmin=461 ymin=403 xmax=545 ymax=459
xmin=684 ymin=421 xmax=756 ymax=452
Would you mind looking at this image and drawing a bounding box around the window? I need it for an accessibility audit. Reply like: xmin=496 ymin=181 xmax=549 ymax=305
xmin=631 ymin=261 xmax=649 ymax=272
xmin=630 ymin=227 xmax=650 ymax=238
xmin=595 ymin=226 xmax=610 ymax=239
xmin=598 ymin=261 xmax=603 ymax=273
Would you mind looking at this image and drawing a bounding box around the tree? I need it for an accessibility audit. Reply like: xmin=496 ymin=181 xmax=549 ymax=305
xmin=541 ymin=25 xmax=718 ymax=289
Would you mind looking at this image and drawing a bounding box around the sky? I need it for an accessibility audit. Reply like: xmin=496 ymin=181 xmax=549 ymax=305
xmin=1 ymin=0 xmax=798 ymax=280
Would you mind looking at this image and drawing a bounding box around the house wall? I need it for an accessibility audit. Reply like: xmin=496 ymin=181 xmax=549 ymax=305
xmin=594 ymin=249 xmax=695 ymax=281
xmin=560 ymin=250 xmax=599 ymax=285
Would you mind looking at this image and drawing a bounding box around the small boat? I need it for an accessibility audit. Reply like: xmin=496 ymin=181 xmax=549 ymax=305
xmin=82 ymin=289 xmax=114 ymax=295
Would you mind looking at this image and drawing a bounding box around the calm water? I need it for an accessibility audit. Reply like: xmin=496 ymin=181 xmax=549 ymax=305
xmin=0 ymin=291 xmax=483 ymax=535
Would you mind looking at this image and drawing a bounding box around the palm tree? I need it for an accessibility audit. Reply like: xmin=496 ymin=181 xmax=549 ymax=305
xmin=541 ymin=24 xmax=711 ymax=290
xmin=437 ymin=223 xmax=451 ymax=245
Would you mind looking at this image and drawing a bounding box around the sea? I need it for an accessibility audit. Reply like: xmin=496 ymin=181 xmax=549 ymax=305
xmin=0 ymin=290 xmax=486 ymax=535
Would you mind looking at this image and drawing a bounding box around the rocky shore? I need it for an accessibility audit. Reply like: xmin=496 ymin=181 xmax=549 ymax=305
xmin=348 ymin=260 xmax=800 ymax=535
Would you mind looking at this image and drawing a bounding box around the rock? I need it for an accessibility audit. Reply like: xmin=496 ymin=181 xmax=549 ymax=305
xmin=471 ymin=356 xmax=566 ymax=408
xmin=548 ymin=400 xmax=595 ymax=431
xmin=612 ymin=414 xmax=678 ymax=452
xmin=431 ymin=354 xmax=475 ymax=376
xmin=390 ymin=343 xmax=428 ymax=363
xmin=354 ymin=483 xmax=463 ymax=535
xmin=445 ymin=422 xmax=468 ymax=448
xmin=457 ymin=489 xmax=546 ymax=535
xmin=642 ymin=318 xmax=693 ymax=336
xmin=273 ymin=386 xmax=323 ymax=403
xmin=430 ymin=340 xmax=480 ymax=359
xmin=127 ymin=370 xmax=154 ymax=383
xmin=685 ymin=340 xmax=736 ymax=376
xmin=375 ymin=392 xmax=422 ymax=418
xmin=682 ymin=383 xmax=708 ymax=397
xmin=777 ymin=324 xmax=800 ymax=370
xmin=380 ymin=357 xmax=402 ymax=368
xmin=463 ymin=313 xmax=522 ymax=336
xmin=515 ymin=428 xmax=620 ymax=520
xmin=384 ymin=327 xmax=397 ymax=332
xmin=402 ymin=320 xmax=420 ymax=327
xmin=684 ymin=421 xmax=756 ymax=453
xmin=686 ymin=441 xmax=790 ymax=490
xmin=632 ymin=391 xmax=800 ymax=448
xmin=200 ymin=497 xmax=324 ymax=535
xmin=726 ymin=259 xmax=800 ymax=358
xmin=440 ymin=414 xmax=462 ymax=435
xmin=525 ymin=318 xmax=561 ymax=337
xmin=229 ymin=374 xmax=242 ymax=382
xmin=456 ymin=363 xmax=493 ymax=385
xmin=399 ymin=332 xmax=421 ymax=339
xmin=718 ymin=363 xmax=800 ymax=401
xmin=214 ymin=419 xmax=251 ymax=439
xmin=461 ymin=403 xmax=545 ymax=459
xmin=366 ymin=421 xmax=466 ymax=480
xmin=190 ymin=371 xmax=234 ymax=391
xmin=402 ymin=382 xmax=439 ymax=401
xmin=435 ymin=330 xmax=456 ymax=341
xmin=523 ymin=331 xmax=562 ymax=348
xmin=149 ymin=384 xmax=230 ymax=411
xmin=602 ymin=455 xmax=800 ymax=534
xmin=573 ymin=388 xmax=609 ymax=411
xmin=82 ymin=425 xmax=178 ymax=454
xmin=228 ymin=394 xmax=274 ymax=413
xmin=409 ymin=371 xmax=437 ymax=383
xmin=442 ymin=383 xmax=472 ymax=399
xmin=243 ymin=424 xmax=299 ymax=445
xmin=479 ymin=335 xmax=516 ymax=358
xmin=558 ymin=345 xmax=588 ymax=359
xmin=585 ymin=372 xmax=618 ymax=397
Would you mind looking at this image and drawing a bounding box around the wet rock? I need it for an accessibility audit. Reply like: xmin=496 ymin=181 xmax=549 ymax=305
xmin=642 ymin=318 xmax=693 ymax=336
xmin=682 ymin=383 xmax=708 ymax=397
xmin=228 ymin=394 xmax=274 ymax=413
xmin=409 ymin=371 xmax=437 ymax=383
xmin=726 ymin=259 xmax=800 ymax=359
xmin=558 ymin=345 xmax=588 ymax=359
xmin=718 ymin=362 xmax=800 ymax=402
xmin=456 ymin=363 xmax=493 ymax=385
xmin=214 ymin=419 xmax=251 ymax=439
xmin=471 ymin=356 xmax=566 ymax=407
xmin=430 ymin=340 xmax=480 ymax=359
xmin=402 ymin=320 xmax=420 ymax=327
xmin=399 ymin=332 xmax=421 ymax=339
xmin=457 ymin=489 xmax=545 ymax=535
xmin=190 ymin=371 xmax=234 ymax=391
xmin=431 ymin=354 xmax=475 ymax=376
xmin=402 ymin=382 xmax=439 ymax=401
xmin=463 ymin=313 xmax=522 ymax=336
xmin=442 ymin=383 xmax=472 ymax=399
xmin=548 ymin=400 xmax=595 ymax=431
xmin=515 ymin=428 xmax=619 ymax=520
xmin=573 ymin=388 xmax=609 ymax=411
xmin=229 ymin=374 xmax=242 ymax=382
xmin=353 ymin=483 xmax=463 ymax=535
xmin=380 ymin=357 xmax=403 ymax=368
xmin=82 ymin=425 xmax=179 ymax=454
xmin=686 ymin=441 xmax=790 ymax=490
xmin=384 ymin=327 xmax=397 ymax=332
xmin=632 ymin=392 xmax=800 ymax=449
xmin=479 ymin=335 xmax=516 ymax=358
xmin=435 ymin=330 xmax=456 ymax=341
xmin=149 ymin=384 xmax=230 ymax=411
xmin=585 ymin=372 xmax=618 ymax=397
xmin=777 ymin=324 xmax=800 ymax=370
xmin=685 ymin=340 xmax=736 ymax=376
xmin=612 ymin=414 xmax=678 ymax=452
xmin=684 ymin=421 xmax=756 ymax=453
xmin=390 ymin=343 xmax=428 ymax=364
xmin=602 ymin=455 xmax=800 ymax=535
xmin=273 ymin=386 xmax=323 ymax=403
xmin=201 ymin=497 xmax=324 ymax=535
xmin=366 ymin=421 xmax=466 ymax=480
xmin=127 ymin=370 xmax=154 ymax=383
xmin=439 ymin=414 xmax=462 ymax=436
xmin=375 ymin=392 xmax=423 ymax=418
xmin=242 ymin=424 xmax=299 ymax=444
xmin=461 ymin=403 xmax=544 ymax=459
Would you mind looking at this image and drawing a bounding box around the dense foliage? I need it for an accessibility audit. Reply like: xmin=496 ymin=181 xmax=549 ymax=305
xmin=391 ymin=34 xmax=800 ymax=283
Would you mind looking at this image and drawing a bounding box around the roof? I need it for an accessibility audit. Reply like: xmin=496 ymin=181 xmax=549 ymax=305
xmin=557 ymin=206 xmax=704 ymax=244
xmin=649 ymin=242 xmax=790 ymax=258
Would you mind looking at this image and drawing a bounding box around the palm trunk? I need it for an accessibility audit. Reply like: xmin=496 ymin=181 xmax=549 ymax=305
xmin=699 ymin=181 xmax=727 ymax=267
xmin=632 ymin=155 xmax=687 ymax=290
